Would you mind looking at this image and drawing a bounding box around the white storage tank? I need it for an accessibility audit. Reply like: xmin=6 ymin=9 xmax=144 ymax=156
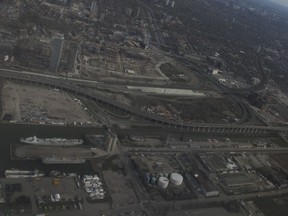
xmin=169 ymin=173 xmax=183 ymax=186
xmin=54 ymin=193 xmax=61 ymax=202
xmin=158 ymin=177 xmax=169 ymax=188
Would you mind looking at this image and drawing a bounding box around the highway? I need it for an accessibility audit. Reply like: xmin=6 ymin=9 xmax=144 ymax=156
xmin=125 ymin=146 xmax=288 ymax=154
xmin=0 ymin=68 xmax=288 ymax=133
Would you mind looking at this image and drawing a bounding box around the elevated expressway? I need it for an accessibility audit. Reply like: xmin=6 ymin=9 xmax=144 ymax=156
xmin=0 ymin=69 xmax=287 ymax=134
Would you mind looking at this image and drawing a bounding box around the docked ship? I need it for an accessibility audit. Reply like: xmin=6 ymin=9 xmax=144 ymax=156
xmin=5 ymin=169 xmax=44 ymax=178
xmin=42 ymin=157 xmax=86 ymax=164
xmin=20 ymin=136 xmax=84 ymax=146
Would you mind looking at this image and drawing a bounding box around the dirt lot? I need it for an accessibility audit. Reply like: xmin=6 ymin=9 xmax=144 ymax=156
xmin=102 ymin=157 xmax=138 ymax=208
xmin=1 ymin=82 xmax=95 ymax=124
xmin=135 ymin=96 xmax=242 ymax=124
xmin=103 ymin=170 xmax=138 ymax=206
xmin=254 ymin=196 xmax=288 ymax=216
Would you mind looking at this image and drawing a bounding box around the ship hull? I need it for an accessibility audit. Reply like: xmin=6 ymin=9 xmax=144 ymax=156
xmin=6 ymin=174 xmax=44 ymax=178
xmin=5 ymin=170 xmax=44 ymax=178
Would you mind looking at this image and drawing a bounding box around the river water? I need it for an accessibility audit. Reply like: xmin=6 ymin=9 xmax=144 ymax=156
xmin=0 ymin=123 xmax=105 ymax=176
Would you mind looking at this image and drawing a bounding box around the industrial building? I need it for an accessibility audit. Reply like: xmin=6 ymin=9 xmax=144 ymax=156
xmin=221 ymin=173 xmax=253 ymax=187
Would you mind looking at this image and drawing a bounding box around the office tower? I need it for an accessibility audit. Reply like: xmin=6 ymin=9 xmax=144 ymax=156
xmin=49 ymin=34 xmax=64 ymax=72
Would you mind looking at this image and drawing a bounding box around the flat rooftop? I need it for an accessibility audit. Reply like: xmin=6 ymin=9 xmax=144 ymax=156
xmin=127 ymin=86 xmax=207 ymax=97
xmin=222 ymin=173 xmax=253 ymax=187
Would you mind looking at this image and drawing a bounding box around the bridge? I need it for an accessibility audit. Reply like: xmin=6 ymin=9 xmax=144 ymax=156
xmin=0 ymin=69 xmax=287 ymax=134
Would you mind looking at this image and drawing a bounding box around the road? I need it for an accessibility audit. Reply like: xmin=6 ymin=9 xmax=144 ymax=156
xmin=125 ymin=146 xmax=288 ymax=154
xmin=155 ymin=187 xmax=288 ymax=208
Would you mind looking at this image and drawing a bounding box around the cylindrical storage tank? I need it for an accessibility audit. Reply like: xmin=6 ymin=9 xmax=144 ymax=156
xmin=169 ymin=173 xmax=183 ymax=186
xmin=150 ymin=176 xmax=157 ymax=184
xmin=54 ymin=193 xmax=61 ymax=202
xmin=142 ymin=173 xmax=150 ymax=184
xmin=158 ymin=177 xmax=169 ymax=188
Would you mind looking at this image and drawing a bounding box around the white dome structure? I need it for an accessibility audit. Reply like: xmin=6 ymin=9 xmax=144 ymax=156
xmin=158 ymin=177 xmax=169 ymax=188
xmin=169 ymin=173 xmax=183 ymax=186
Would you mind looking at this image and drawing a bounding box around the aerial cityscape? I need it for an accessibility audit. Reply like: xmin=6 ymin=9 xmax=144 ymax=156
xmin=0 ymin=0 xmax=288 ymax=215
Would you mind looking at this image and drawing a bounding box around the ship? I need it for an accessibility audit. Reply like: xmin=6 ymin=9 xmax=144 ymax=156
xmin=20 ymin=136 xmax=84 ymax=146
xmin=5 ymin=169 xmax=44 ymax=178
xmin=42 ymin=157 xmax=86 ymax=164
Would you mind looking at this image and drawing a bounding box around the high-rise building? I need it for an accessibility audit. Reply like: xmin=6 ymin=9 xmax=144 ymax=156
xmin=49 ymin=34 xmax=64 ymax=73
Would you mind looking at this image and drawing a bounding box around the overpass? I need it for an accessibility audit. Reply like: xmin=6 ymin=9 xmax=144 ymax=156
xmin=0 ymin=69 xmax=287 ymax=134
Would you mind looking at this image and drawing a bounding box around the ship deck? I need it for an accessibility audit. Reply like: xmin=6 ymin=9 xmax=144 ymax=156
xmin=11 ymin=144 xmax=109 ymax=160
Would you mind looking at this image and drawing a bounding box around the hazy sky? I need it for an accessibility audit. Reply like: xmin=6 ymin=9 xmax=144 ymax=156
xmin=268 ymin=0 xmax=288 ymax=7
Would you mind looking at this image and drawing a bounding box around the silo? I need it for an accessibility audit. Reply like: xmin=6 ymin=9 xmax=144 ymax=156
xmin=158 ymin=177 xmax=169 ymax=188
xmin=169 ymin=173 xmax=183 ymax=186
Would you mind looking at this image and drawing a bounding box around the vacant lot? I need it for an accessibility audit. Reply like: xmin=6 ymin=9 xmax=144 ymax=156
xmin=103 ymin=170 xmax=138 ymax=206
xmin=254 ymin=196 xmax=288 ymax=216
xmin=1 ymin=82 xmax=95 ymax=124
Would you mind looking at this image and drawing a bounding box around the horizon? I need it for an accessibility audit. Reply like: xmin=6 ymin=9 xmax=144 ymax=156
xmin=267 ymin=0 xmax=288 ymax=8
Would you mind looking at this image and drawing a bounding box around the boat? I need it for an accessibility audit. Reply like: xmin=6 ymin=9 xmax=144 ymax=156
xmin=20 ymin=136 xmax=83 ymax=146
xmin=5 ymin=169 xmax=44 ymax=178
xmin=42 ymin=157 xmax=86 ymax=164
